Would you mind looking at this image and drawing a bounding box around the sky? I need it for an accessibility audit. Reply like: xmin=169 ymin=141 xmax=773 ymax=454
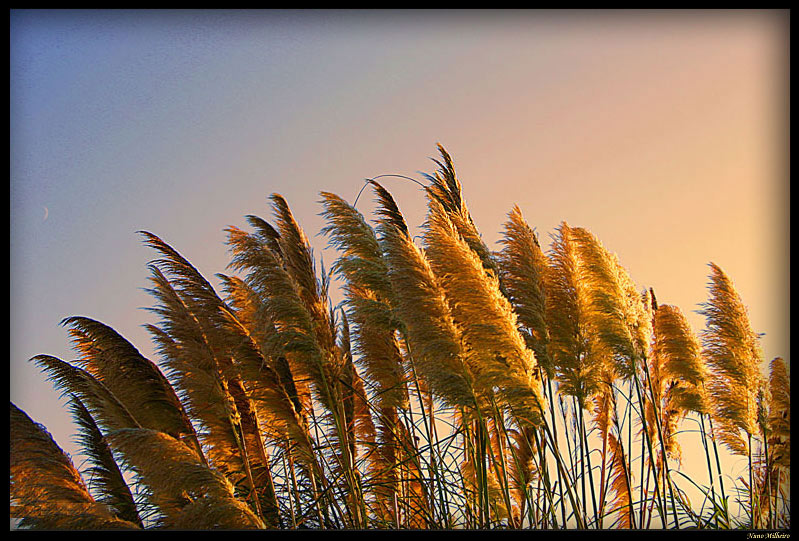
xmin=10 ymin=9 xmax=789 ymax=513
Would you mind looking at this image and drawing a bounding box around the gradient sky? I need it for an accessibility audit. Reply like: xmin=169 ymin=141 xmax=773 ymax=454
xmin=10 ymin=10 xmax=789 ymax=505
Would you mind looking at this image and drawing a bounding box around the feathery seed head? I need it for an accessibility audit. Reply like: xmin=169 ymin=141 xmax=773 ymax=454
xmin=423 ymin=195 xmax=545 ymax=425
xmin=700 ymin=262 xmax=765 ymax=450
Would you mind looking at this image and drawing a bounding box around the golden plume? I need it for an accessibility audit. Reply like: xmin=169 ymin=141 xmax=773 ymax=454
xmin=11 ymin=402 xmax=141 ymax=530
xmin=653 ymin=304 xmax=709 ymax=416
xmin=107 ymin=428 xmax=265 ymax=529
xmin=545 ymin=222 xmax=602 ymax=407
xmin=374 ymin=183 xmax=477 ymax=410
xmin=505 ymin=425 xmax=538 ymax=522
xmin=423 ymin=194 xmax=545 ymax=426
xmin=226 ymin=223 xmax=339 ymax=414
xmin=68 ymin=396 xmax=143 ymax=527
xmin=568 ymin=226 xmax=637 ymax=379
xmin=320 ymin=190 xmax=408 ymax=410
xmin=606 ymin=433 xmax=633 ymax=528
xmin=497 ymin=205 xmax=553 ymax=379
xmin=32 ymin=354 xmax=142 ymax=433
xmin=699 ymin=262 xmax=764 ymax=455
xmin=642 ymin=303 xmax=710 ymax=464
xmin=60 ymin=316 xmax=201 ymax=452
xmin=423 ymin=144 xmax=499 ymax=279
xmin=767 ymin=356 xmax=790 ymax=468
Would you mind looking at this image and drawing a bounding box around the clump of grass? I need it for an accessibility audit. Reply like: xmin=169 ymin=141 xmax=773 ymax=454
xmin=11 ymin=146 xmax=788 ymax=530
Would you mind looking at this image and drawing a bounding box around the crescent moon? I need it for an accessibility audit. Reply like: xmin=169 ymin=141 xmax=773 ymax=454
xmin=43 ymin=206 xmax=49 ymax=221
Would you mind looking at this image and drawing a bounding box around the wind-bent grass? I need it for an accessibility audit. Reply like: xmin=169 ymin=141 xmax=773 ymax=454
xmin=11 ymin=146 xmax=788 ymax=530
